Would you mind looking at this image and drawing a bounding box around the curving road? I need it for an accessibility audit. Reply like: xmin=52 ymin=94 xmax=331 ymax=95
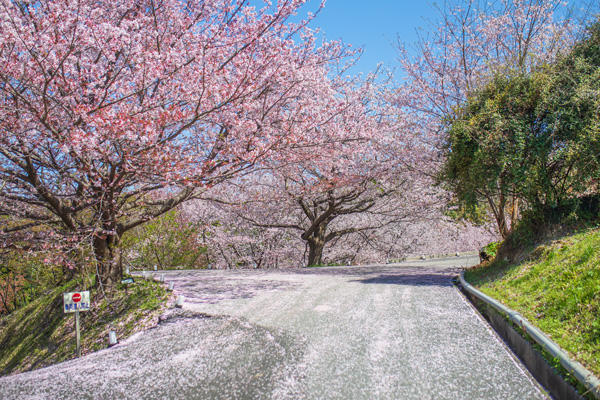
xmin=0 ymin=256 xmax=548 ymax=399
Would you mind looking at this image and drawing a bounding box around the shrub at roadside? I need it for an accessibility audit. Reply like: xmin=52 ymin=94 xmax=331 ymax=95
xmin=479 ymin=241 xmax=500 ymax=262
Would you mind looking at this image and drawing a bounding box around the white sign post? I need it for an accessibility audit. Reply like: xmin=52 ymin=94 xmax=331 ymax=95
xmin=63 ymin=291 xmax=90 ymax=357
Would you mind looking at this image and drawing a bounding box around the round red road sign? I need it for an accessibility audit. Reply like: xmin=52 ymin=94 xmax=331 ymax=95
xmin=72 ymin=293 xmax=82 ymax=303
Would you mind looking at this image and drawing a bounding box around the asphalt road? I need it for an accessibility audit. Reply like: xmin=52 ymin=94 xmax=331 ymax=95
xmin=0 ymin=256 xmax=548 ymax=399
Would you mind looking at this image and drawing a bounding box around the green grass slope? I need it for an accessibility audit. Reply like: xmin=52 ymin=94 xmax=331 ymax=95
xmin=0 ymin=278 xmax=170 ymax=376
xmin=465 ymin=227 xmax=600 ymax=377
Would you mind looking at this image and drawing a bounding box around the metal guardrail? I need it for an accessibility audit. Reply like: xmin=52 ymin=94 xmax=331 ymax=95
xmin=459 ymin=272 xmax=600 ymax=399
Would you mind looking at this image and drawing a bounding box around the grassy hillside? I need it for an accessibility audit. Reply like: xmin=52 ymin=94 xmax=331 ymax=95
xmin=465 ymin=227 xmax=600 ymax=377
xmin=0 ymin=277 xmax=170 ymax=376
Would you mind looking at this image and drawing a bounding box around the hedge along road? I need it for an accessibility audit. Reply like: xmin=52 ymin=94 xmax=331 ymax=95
xmin=0 ymin=256 xmax=548 ymax=400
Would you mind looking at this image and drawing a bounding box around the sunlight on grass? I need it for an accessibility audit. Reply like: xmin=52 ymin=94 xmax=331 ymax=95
xmin=0 ymin=279 xmax=169 ymax=375
xmin=465 ymin=228 xmax=600 ymax=377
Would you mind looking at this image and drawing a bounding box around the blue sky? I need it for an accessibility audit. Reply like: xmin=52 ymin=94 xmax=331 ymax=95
xmin=292 ymin=0 xmax=599 ymax=76
xmin=296 ymin=0 xmax=438 ymax=76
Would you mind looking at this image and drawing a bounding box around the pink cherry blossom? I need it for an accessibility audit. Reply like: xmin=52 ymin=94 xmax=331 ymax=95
xmin=0 ymin=0 xmax=354 ymax=284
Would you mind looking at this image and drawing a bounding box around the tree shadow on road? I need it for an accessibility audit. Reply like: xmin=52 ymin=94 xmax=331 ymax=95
xmin=295 ymin=265 xmax=460 ymax=287
xmin=349 ymin=273 xmax=455 ymax=287
xmin=159 ymin=263 xmax=464 ymax=303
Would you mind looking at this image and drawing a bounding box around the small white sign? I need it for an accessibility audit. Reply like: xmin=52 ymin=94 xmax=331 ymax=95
xmin=63 ymin=291 xmax=91 ymax=313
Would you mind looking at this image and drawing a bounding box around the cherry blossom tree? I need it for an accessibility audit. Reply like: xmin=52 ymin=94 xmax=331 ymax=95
xmin=182 ymin=76 xmax=497 ymax=268
xmin=185 ymin=179 xmax=497 ymax=268
xmin=206 ymin=176 xmax=426 ymax=267
xmin=0 ymin=0 xmax=352 ymax=286
xmin=183 ymin=198 xmax=303 ymax=269
xmin=186 ymin=78 xmax=493 ymax=268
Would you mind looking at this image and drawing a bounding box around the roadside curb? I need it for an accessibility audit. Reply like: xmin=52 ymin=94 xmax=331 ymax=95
xmin=458 ymin=271 xmax=600 ymax=400
xmin=394 ymin=251 xmax=479 ymax=263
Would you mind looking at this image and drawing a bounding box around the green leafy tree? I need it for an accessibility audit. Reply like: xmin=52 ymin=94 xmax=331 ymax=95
xmin=540 ymin=18 xmax=600 ymax=203
xmin=441 ymin=71 xmax=550 ymax=238
xmin=442 ymin=16 xmax=600 ymax=238
xmin=120 ymin=210 xmax=207 ymax=271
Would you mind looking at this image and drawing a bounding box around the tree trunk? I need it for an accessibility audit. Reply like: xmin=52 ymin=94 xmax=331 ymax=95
xmin=307 ymin=238 xmax=325 ymax=267
xmin=495 ymin=207 xmax=509 ymax=239
xmin=510 ymin=195 xmax=519 ymax=230
xmin=487 ymin=192 xmax=510 ymax=239
xmin=304 ymin=220 xmax=328 ymax=267
xmin=93 ymin=233 xmax=122 ymax=288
